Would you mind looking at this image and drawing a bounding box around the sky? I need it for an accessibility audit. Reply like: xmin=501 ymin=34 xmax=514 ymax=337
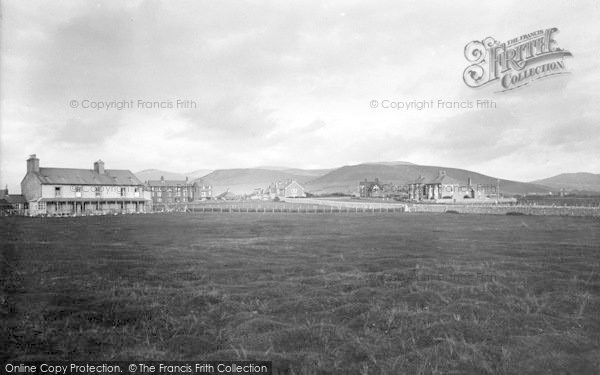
xmin=1 ymin=0 xmax=599 ymax=192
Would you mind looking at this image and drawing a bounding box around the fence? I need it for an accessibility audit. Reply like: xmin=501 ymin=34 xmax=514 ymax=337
xmin=187 ymin=204 xmax=405 ymax=214
xmin=166 ymin=199 xmax=600 ymax=217
xmin=282 ymin=198 xmax=407 ymax=211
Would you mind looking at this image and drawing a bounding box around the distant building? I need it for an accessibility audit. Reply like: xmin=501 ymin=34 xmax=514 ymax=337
xmin=408 ymin=171 xmax=490 ymax=201
xmin=267 ymin=179 xmax=306 ymax=198
xmin=147 ymin=176 xmax=192 ymax=204
xmin=192 ymin=180 xmax=213 ymax=200
xmin=358 ymin=178 xmax=405 ymax=198
xmin=146 ymin=177 xmax=212 ymax=204
xmin=20 ymin=155 xmax=150 ymax=216
xmin=407 ymin=175 xmax=427 ymax=200
xmin=359 ymin=178 xmax=384 ymax=198
xmin=0 ymin=187 xmax=27 ymax=214
xmin=422 ymin=171 xmax=462 ymax=200
xmin=284 ymin=180 xmax=305 ymax=198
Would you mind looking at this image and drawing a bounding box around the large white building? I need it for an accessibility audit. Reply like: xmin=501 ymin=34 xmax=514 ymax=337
xmin=20 ymin=154 xmax=151 ymax=216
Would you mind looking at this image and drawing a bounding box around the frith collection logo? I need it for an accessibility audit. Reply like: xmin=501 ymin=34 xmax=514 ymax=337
xmin=463 ymin=28 xmax=572 ymax=92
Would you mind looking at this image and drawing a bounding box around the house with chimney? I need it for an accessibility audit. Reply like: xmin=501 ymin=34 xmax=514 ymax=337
xmin=146 ymin=177 xmax=213 ymax=205
xmin=20 ymin=154 xmax=151 ymax=216
xmin=267 ymin=179 xmax=306 ymax=199
xmin=192 ymin=180 xmax=213 ymax=200
xmin=146 ymin=176 xmax=193 ymax=205
xmin=408 ymin=171 xmax=490 ymax=202
xmin=359 ymin=178 xmax=385 ymax=198
xmin=0 ymin=186 xmax=27 ymax=215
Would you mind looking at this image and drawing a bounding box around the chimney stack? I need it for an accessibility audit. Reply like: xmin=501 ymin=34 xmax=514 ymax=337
xmin=161 ymin=176 xmax=164 ymax=182
xmin=94 ymin=160 xmax=105 ymax=174
xmin=467 ymin=177 xmax=472 ymax=186
xmin=27 ymin=154 xmax=40 ymax=173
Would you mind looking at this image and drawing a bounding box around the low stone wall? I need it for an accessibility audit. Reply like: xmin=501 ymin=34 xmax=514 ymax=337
xmin=408 ymin=204 xmax=600 ymax=217
xmin=284 ymin=199 xmax=600 ymax=217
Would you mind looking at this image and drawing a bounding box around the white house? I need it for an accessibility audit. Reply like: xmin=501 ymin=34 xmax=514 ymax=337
xmin=20 ymin=155 xmax=151 ymax=216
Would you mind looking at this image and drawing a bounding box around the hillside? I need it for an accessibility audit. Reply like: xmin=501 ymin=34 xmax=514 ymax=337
xmin=531 ymin=172 xmax=600 ymax=193
xmin=186 ymin=169 xmax=213 ymax=180
xmin=362 ymin=161 xmax=416 ymax=166
xmin=305 ymin=163 xmax=551 ymax=196
xmin=196 ymin=168 xmax=323 ymax=195
xmin=135 ymin=169 xmax=187 ymax=182
xmin=135 ymin=169 xmax=212 ymax=182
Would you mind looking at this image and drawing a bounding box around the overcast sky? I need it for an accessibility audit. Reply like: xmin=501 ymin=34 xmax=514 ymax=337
xmin=1 ymin=0 xmax=599 ymax=192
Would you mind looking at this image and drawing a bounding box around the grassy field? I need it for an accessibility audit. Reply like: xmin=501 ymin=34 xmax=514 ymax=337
xmin=1 ymin=213 xmax=600 ymax=374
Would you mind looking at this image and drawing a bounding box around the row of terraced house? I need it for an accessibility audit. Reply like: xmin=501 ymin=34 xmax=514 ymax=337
xmin=4 ymin=154 xmax=214 ymax=216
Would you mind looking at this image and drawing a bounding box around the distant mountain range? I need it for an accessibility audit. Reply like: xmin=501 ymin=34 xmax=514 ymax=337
xmin=195 ymin=168 xmax=324 ymax=195
xmin=304 ymin=163 xmax=549 ymax=196
xmin=135 ymin=163 xmax=600 ymax=196
xmin=530 ymin=172 xmax=600 ymax=194
xmin=135 ymin=169 xmax=213 ymax=182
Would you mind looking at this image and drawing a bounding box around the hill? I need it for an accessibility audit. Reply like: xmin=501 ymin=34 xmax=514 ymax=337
xmin=135 ymin=169 xmax=212 ymax=182
xmin=362 ymin=161 xmax=416 ymax=166
xmin=196 ymin=168 xmax=323 ymax=195
xmin=135 ymin=169 xmax=187 ymax=182
xmin=304 ymin=163 xmax=551 ymax=196
xmin=186 ymin=169 xmax=213 ymax=180
xmin=139 ymin=163 xmax=599 ymax=197
xmin=531 ymin=172 xmax=600 ymax=193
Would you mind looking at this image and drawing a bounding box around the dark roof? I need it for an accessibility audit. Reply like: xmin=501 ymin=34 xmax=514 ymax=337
xmin=409 ymin=175 xmax=427 ymax=184
xmin=35 ymin=168 xmax=142 ymax=186
xmin=359 ymin=180 xmax=383 ymax=188
xmin=6 ymin=195 xmax=26 ymax=204
xmin=427 ymin=173 xmax=462 ymax=185
xmin=40 ymin=197 xmax=149 ymax=202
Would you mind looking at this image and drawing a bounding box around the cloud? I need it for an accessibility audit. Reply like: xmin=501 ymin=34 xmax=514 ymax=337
xmin=52 ymin=115 xmax=124 ymax=145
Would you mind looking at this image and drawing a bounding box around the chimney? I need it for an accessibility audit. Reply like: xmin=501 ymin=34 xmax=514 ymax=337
xmin=467 ymin=177 xmax=472 ymax=186
xmin=94 ymin=160 xmax=105 ymax=174
xmin=161 ymin=176 xmax=164 ymax=182
xmin=27 ymin=154 xmax=40 ymax=173
xmin=186 ymin=176 xmax=189 ymax=182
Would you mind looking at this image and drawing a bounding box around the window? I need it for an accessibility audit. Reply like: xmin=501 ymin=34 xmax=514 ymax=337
xmin=54 ymin=186 xmax=61 ymax=197
xmin=134 ymin=188 xmax=140 ymax=198
xmin=75 ymin=186 xmax=82 ymax=198
xmin=120 ymin=187 xmax=126 ymax=197
xmin=95 ymin=187 xmax=102 ymax=197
